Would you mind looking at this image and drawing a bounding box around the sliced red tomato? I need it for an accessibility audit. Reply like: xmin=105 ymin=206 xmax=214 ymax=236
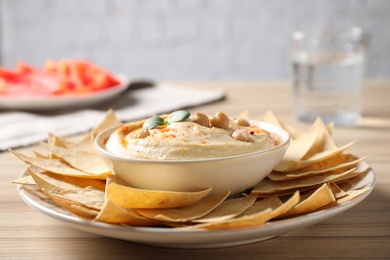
xmin=0 ymin=59 xmax=121 ymax=97
xmin=0 ymin=68 xmax=20 ymax=94
xmin=0 ymin=68 xmax=20 ymax=82
xmin=16 ymin=62 xmax=37 ymax=75
xmin=43 ymin=59 xmax=58 ymax=74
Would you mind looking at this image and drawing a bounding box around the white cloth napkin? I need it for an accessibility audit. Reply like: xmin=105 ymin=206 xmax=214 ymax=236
xmin=0 ymin=83 xmax=225 ymax=150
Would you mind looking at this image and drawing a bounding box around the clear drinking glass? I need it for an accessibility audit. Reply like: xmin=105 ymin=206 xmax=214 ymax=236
xmin=290 ymin=27 xmax=369 ymax=126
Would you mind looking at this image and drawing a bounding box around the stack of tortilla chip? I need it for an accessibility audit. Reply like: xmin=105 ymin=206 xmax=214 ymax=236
xmin=253 ymin=111 xmax=372 ymax=217
xmin=11 ymin=110 xmax=372 ymax=230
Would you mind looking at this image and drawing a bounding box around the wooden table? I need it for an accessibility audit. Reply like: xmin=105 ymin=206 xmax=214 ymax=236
xmin=1 ymin=81 xmax=389 ymax=259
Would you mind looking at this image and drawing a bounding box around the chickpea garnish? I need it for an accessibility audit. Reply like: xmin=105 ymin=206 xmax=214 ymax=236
xmin=210 ymin=112 xmax=229 ymax=130
xmin=232 ymin=129 xmax=251 ymax=142
xmin=134 ymin=128 xmax=150 ymax=139
xmin=234 ymin=117 xmax=250 ymax=127
xmin=191 ymin=112 xmax=210 ymax=127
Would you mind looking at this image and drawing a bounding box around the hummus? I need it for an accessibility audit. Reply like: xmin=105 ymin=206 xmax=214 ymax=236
xmin=105 ymin=112 xmax=277 ymax=160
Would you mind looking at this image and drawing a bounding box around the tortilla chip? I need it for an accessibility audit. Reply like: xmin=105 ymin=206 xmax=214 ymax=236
xmin=27 ymin=166 xmax=106 ymax=191
xmin=336 ymin=188 xmax=373 ymax=204
xmin=336 ymin=168 xmax=372 ymax=191
xmin=40 ymin=142 xmax=111 ymax=175
xmin=66 ymin=132 xmax=95 ymax=152
xmin=136 ymin=192 xmax=230 ymax=222
xmin=239 ymin=194 xmax=283 ymax=216
xmin=252 ymin=167 xmax=361 ymax=195
xmin=329 ymin=182 xmax=348 ymax=199
xmin=269 ymin=154 xmax=368 ymax=181
xmin=32 ymin=150 xmax=49 ymax=159
xmin=12 ymin=175 xmax=36 ymax=185
xmin=94 ymin=199 xmax=161 ymax=226
xmin=241 ymin=191 xmax=300 ymax=220
xmin=187 ymin=191 xmax=298 ymax=230
xmin=27 ymin=167 xmax=105 ymax=210
xmin=106 ymin=177 xmax=212 ymax=209
xmin=47 ymin=132 xmax=75 ymax=148
xmin=60 ymin=110 xmax=122 ymax=152
xmin=50 ymin=195 xmax=100 ymax=220
xmin=55 ymin=109 xmax=120 ymax=152
xmin=48 ymin=188 xmax=104 ymax=211
xmin=269 ymin=190 xmax=300 ymax=218
xmin=282 ymin=126 xmax=320 ymax=162
xmin=259 ymin=110 xmax=303 ymax=139
xmin=274 ymin=141 xmax=356 ymax=172
xmin=258 ymin=110 xmax=283 ymax=128
xmin=279 ymin=184 xmax=335 ymax=218
xmin=24 ymin=185 xmax=50 ymax=201
xmin=326 ymin=122 xmax=334 ymax=136
xmin=302 ymin=118 xmax=338 ymax=160
xmin=10 ymin=150 xmax=108 ymax=180
xmin=91 ymin=109 xmax=122 ymax=138
xmin=189 ymin=208 xmax=273 ymax=230
xmin=193 ymin=194 xmax=257 ymax=223
xmin=282 ymin=123 xmax=304 ymax=140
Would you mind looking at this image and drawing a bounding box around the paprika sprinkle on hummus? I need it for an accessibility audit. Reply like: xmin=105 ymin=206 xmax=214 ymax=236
xmin=105 ymin=111 xmax=277 ymax=160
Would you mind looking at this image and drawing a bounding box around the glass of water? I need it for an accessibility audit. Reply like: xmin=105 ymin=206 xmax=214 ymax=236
xmin=290 ymin=27 xmax=369 ymax=126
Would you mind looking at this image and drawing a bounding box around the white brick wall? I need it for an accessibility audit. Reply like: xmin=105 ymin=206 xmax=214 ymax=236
xmin=1 ymin=0 xmax=389 ymax=80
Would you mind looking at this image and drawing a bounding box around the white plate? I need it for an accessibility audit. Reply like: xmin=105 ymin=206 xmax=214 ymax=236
xmin=0 ymin=75 xmax=129 ymax=110
xmin=16 ymin=161 xmax=375 ymax=249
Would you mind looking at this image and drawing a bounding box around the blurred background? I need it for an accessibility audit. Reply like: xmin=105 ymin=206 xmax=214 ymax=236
xmin=1 ymin=0 xmax=389 ymax=81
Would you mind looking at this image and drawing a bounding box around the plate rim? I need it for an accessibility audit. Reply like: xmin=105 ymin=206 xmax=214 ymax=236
xmin=16 ymin=161 xmax=376 ymax=248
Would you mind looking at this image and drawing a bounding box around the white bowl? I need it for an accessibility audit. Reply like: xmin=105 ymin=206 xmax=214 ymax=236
xmin=94 ymin=121 xmax=290 ymax=196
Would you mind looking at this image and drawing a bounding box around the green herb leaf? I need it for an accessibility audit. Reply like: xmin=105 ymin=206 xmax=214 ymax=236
xmin=142 ymin=110 xmax=191 ymax=130
xmin=167 ymin=110 xmax=191 ymax=124
xmin=142 ymin=116 xmax=166 ymax=129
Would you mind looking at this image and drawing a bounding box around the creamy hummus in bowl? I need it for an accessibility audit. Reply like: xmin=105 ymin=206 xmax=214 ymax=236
xmin=94 ymin=111 xmax=290 ymax=196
